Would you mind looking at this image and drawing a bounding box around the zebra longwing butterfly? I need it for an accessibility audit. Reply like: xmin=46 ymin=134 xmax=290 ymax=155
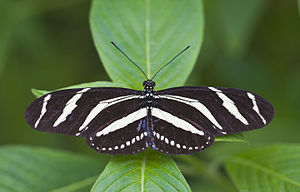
xmin=25 ymin=42 xmax=275 ymax=155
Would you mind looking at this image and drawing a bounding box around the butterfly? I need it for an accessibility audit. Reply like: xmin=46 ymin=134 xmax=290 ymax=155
xmin=25 ymin=42 xmax=275 ymax=155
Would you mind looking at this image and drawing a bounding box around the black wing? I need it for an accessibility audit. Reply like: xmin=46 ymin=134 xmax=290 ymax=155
xmin=154 ymin=86 xmax=274 ymax=137
xmin=25 ymin=87 xmax=148 ymax=154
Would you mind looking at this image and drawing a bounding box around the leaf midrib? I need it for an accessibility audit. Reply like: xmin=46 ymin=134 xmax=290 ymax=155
xmin=230 ymin=157 xmax=300 ymax=187
xmin=145 ymin=0 xmax=151 ymax=78
xmin=141 ymin=155 xmax=146 ymax=192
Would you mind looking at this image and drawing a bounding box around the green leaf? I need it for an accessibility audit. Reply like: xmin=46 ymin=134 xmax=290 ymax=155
xmin=226 ymin=144 xmax=300 ymax=192
xmin=215 ymin=133 xmax=248 ymax=144
xmin=0 ymin=145 xmax=106 ymax=192
xmin=91 ymin=149 xmax=191 ymax=192
xmin=90 ymin=0 xmax=204 ymax=90
xmin=31 ymin=89 xmax=50 ymax=98
xmin=31 ymin=81 xmax=124 ymax=98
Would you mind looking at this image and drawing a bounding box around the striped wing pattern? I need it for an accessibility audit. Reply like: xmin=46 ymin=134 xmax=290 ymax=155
xmin=25 ymin=87 xmax=143 ymax=136
xmin=25 ymin=86 xmax=274 ymax=155
xmin=155 ymin=86 xmax=274 ymax=137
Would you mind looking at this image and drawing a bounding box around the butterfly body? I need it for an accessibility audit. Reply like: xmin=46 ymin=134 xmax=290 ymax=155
xmin=143 ymin=80 xmax=156 ymax=147
xmin=25 ymin=82 xmax=274 ymax=155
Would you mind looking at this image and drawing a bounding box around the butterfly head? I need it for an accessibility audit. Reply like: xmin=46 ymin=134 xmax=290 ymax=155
xmin=143 ymin=80 xmax=155 ymax=92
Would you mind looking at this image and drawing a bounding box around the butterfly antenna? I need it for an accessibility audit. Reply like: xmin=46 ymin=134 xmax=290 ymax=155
xmin=150 ymin=45 xmax=190 ymax=80
xmin=111 ymin=42 xmax=148 ymax=80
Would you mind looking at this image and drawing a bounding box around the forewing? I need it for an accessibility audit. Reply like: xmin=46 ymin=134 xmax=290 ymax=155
xmin=25 ymin=87 xmax=144 ymax=137
xmin=155 ymin=86 xmax=274 ymax=136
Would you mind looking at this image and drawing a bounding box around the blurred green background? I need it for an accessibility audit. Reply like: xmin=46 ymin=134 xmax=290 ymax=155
xmin=0 ymin=0 xmax=299 ymax=191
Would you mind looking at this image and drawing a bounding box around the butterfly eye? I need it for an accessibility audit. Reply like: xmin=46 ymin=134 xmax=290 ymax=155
xmin=143 ymin=81 xmax=147 ymax=86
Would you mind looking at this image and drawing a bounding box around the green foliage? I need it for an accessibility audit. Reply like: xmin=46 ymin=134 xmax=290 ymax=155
xmin=0 ymin=146 xmax=106 ymax=192
xmin=92 ymin=149 xmax=191 ymax=192
xmin=215 ymin=133 xmax=248 ymax=144
xmin=226 ymin=144 xmax=300 ymax=191
xmin=0 ymin=0 xmax=299 ymax=191
xmin=90 ymin=0 xmax=204 ymax=90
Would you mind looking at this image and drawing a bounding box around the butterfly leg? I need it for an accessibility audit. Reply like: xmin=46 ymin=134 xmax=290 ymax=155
xmin=145 ymin=110 xmax=157 ymax=150
xmin=137 ymin=118 xmax=157 ymax=149
xmin=137 ymin=119 xmax=143 ymax=132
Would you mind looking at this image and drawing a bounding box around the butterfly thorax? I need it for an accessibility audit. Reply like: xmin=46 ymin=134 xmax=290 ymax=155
xmin=143 ymin=80 xmax=155 ymax=103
